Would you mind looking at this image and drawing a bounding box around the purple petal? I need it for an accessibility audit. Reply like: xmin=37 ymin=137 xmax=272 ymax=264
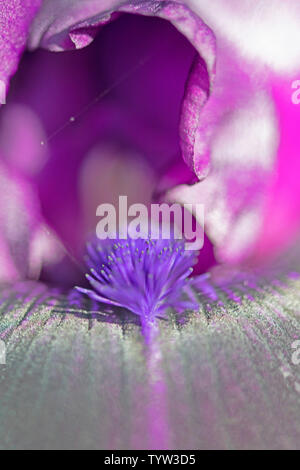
xmin=0 ymin=0 xmax=41 ymax=102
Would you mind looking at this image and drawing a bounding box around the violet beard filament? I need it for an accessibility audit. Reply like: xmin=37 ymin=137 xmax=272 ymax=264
xmin=76 ymin=236 xmax=199 ymax=321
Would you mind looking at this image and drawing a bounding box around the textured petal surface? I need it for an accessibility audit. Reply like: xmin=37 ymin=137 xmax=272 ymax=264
xmin=190 ymin=0 xmax=300 ymax=74
xmin=0 ymin=260 xmax=300 ymax=449
xmin=0 ymin=0 xmax=41 ymax=101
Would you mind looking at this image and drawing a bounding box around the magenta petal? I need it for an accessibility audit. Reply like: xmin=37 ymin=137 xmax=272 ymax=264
xmin=167 ymin=72 xmax=280 ymax=264
xmin=254 ymin=76 xmax=300 ymax=262
xmin=179 ymin=55 xmax=210 ymax=178
xmin=0 ymin=0 xmax=41 ymax=102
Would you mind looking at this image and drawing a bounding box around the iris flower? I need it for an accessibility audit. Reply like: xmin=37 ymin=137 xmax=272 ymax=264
xmin=1 ymin=0 xmax=300 ymax=450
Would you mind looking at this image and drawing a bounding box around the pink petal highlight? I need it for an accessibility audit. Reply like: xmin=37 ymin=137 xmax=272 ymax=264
xmin=254 ymin=76 xmax=300 ymax=262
